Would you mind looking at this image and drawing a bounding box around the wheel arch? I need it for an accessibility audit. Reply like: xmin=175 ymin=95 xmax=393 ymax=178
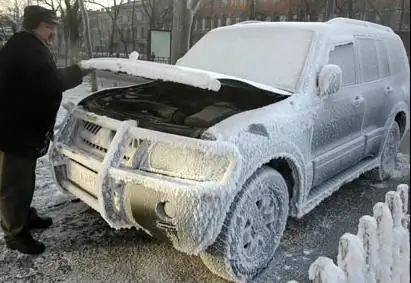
xmin=384 ymin=102 xmax=410 ymax=141
xmin=395 ymin=110 xmax=408 ymax=138
xmin=266 ymin=156 xmax=303 ymax=217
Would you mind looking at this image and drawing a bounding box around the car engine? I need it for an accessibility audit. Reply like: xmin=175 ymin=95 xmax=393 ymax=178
xmin=79 ymin=80 xmax=286 ymax=138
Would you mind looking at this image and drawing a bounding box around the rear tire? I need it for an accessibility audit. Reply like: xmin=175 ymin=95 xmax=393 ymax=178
xmin=365 ymin=122 xmax=401 ymax=181
xmin=200 ymin=166 xmax=289 ymax=282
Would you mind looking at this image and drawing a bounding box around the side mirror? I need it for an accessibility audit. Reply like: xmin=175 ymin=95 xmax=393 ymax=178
xmin=318 ymin=64 xmax=343 ymax=97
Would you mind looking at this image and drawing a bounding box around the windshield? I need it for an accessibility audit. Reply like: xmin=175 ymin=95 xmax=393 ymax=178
xmin=177 ymin=25 xmax=314 ymax=93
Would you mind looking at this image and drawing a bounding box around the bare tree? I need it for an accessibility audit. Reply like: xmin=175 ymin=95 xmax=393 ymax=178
xmin=141 ymin=0 xmax=173 ymax=55
xmin=40 ymin=0 xmax=82 ymax=65
xmin=78 ymin=0 xmax=97 ymax=91
xmin=0 ymin=0 xmax=27 ymax=32
xmin=131 ymin=0 xmax=136 ymax=51
xmin=86 ymin=0 xmax=128 ymax=55
xmin=170 ymin=0 xmax=202 ymax=64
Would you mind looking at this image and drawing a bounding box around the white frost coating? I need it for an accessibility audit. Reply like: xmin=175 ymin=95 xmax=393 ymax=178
xmin=337 ymin=233 xmax=365 ymax=283
xmin=308 ymin=257 xmax=346 ymax=283
xmin=357 ymin=215 xmax=378 ymax=283
xmin=129 ymin=51 xmax=140 ymax=60
xmin=393 ymin=153 xmax=410 ymax=179
xmin=79 ymin=57 xmax=293 ymax=96
xmin=399 ymin=225 xmax=410 ymax=283
xmin=386 ymin=191 xmax=403 ymax=229
xmin=51 ymin=20 xmax=410 ymax=259
xmin=318 ymin=64 xmax=342 ymax=97
xmin=79 ymin=58 xmax=222 ymax=91
xmin=386 ymin=191 xmax=403 ymax=283
xmin=396 ymin=184 xmax=409 ymax=215
xmin=96 ymin=120 xmax=139 ymax=230
xmin=392 ymin=226 xmax=402 ymax=283
xmin=373 ymin=202 xmax=393 ymax=283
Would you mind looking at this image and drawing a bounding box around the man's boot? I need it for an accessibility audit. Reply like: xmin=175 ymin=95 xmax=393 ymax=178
xmin=5 ymin=229 xmax=45 ymax=255
xmin=27 ymin=208 xmax=52 ymax=230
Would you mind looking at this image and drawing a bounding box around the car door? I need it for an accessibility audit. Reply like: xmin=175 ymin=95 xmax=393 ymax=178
xmin=311 ymin=39 xmax=366 ymax=188
xmin=357 ymin=37 xmax=396 ymax=157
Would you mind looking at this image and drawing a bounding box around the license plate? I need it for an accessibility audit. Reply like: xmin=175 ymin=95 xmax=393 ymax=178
xmin=66 ymin=161 xmax=98 ymax=197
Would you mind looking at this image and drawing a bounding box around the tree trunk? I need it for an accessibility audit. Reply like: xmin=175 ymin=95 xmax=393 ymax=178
xmin=398 ymin=0 xmax=405 ymax=32
xmin=109 ymin=22 xmax=116 ymax=55
xmin=132 ymin=0 xmax=136 ymax=51
xmin=170 ymin=0 xmax=202 ymax=64
xmin=64 ymin=30 xmax=69 ymax=67
xmin=347 ymin=0 xmax=354 ymax=18
xmin=79 ymin=0 xmax=97 ymax=91
xmin=248 ymin=0 xmax=256 ymax=20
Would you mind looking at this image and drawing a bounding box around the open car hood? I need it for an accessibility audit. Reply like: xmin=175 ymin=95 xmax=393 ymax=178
xmin=79 ymin=58 xmax=292 ymax=96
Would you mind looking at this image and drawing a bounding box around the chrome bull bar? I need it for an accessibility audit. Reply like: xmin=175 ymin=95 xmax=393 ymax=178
xmin=50 ymin=105 xmax=139 ymax=229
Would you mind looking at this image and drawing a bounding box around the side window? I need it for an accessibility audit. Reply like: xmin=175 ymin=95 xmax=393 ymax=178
xmin=357 ymin=38 xmax=380 ymax=83
xmin=328 ymin=43 xmax=356 ymax=86
xmin=375 ymin=40 xmax=390 ymax=78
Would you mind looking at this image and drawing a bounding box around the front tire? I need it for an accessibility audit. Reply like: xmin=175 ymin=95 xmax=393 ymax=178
xmin=365 ymin=121 xmax=401 ymax=181
xmin=200 ymin=166 xmax=289 ymax=282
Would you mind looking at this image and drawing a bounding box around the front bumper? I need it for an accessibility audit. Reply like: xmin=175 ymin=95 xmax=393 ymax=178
xmin=49 ymin=107 xmax=241 ymax=254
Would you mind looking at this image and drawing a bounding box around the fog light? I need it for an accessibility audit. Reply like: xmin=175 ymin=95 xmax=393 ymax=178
xmin=164 ymin=202 xmax=176 ymax=219
xmin=156 ymin=201 xmax=176 ymax=220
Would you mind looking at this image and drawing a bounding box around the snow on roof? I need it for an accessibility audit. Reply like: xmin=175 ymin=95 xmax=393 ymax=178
xmin=219 ymin=17 xmax=394 ymax=36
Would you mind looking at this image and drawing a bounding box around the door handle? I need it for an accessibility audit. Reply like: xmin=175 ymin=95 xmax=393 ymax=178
xmin=352 ymin=96 xmax=364 ymax=107
xmin=385 ymin=85 xmax=393 ymax=95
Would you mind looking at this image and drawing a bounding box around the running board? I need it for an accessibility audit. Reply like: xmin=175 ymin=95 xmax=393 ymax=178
xmin=301 ymin=157 xmax=379 ymax=216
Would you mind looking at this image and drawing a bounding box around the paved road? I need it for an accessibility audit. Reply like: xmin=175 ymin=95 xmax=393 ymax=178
xmin=0 ymin=79 xmax=409 ymax=283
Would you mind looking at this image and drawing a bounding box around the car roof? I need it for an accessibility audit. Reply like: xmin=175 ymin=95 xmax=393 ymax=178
xmin=213 ymin=18 xmax=395 ymax=38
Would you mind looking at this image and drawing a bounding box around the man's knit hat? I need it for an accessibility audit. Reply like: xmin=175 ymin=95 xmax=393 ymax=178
xmin=22 ymin=5 xmax=59 ymax=30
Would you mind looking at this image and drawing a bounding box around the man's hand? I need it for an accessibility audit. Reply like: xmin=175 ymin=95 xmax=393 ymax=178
xmin=73 ymin=63 xmax=94 ymax=77
xmin=79 ymin=66 xmax=94 ymax=77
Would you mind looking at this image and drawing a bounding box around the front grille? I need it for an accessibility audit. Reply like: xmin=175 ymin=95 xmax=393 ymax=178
xmin=75 ymin=120 xmax=141 ymax=164
xmin=84 ymin=121 xmax=102 ymax=135
xmin=76 ymin=121 xmax=114 ymax=157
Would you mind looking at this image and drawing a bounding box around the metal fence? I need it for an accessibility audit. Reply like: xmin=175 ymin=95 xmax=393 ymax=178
xmin=50 ymin=50 xmax=171 ymax=65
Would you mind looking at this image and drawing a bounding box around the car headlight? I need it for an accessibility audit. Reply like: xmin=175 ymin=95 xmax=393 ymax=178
xmin=137 ymin=141 xmax=233 ymax=182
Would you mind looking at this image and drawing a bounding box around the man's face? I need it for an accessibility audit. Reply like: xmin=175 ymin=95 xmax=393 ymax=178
xmin=34 ymin=22 xmax=57 ymax=46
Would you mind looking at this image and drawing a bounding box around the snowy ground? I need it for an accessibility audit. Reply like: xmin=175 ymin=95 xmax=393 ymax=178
xmin=0 ymin=76 xmax=410 ymax=283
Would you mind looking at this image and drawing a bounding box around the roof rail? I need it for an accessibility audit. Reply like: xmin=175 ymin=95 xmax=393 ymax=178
xmin=237 ymin=20 xmax=262 ymax=24
xmin=327 ymin=17 xmax=393 ymax=33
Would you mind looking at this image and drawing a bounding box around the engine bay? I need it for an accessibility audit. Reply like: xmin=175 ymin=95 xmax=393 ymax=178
xmin=79 ymin=80 xmax=287 ymax=138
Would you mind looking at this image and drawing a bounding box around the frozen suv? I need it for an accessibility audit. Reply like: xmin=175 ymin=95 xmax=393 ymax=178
xmin=50 ymin=18 xmax=410 ymax=282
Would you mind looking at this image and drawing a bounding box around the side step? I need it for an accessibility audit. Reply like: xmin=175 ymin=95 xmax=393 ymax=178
xmin=302 ymin=157 xmax=379 ymax=215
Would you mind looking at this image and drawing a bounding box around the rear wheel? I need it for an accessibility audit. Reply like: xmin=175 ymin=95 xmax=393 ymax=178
xmin=200 ymin=166 xmax=289 ymax=282
xmin=365 ymin=121 xmax=401 ymax=181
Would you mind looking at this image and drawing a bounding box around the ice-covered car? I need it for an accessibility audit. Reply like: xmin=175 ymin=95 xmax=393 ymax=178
xmin=50 ymin=18 xmax=410 ymax=282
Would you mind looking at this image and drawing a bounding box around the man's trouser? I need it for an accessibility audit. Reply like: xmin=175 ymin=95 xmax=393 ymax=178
xmin=0 ymin=150 xmax=37 ymax=238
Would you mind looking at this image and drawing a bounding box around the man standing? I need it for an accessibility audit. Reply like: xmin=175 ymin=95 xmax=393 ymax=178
xmin=0 ymin=6 xmax=90 ymax=255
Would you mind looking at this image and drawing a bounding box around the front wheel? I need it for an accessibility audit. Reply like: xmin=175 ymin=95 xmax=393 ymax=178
xmin=200 ymin=166 xmax=289 ymax=282
xmin=365 ymin=121 xmax=401 ymax=181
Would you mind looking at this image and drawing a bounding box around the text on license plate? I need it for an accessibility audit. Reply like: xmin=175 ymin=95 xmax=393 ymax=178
xmin=66 ymin=161 xmax=99 ymax=197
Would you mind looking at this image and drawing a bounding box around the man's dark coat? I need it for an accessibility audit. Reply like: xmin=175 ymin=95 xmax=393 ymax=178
xmin=0 ymin=31 xmax=83 ymax=159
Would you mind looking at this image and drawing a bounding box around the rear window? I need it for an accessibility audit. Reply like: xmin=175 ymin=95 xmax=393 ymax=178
xmin=386 ymin=36 xmax=408 ymax=74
